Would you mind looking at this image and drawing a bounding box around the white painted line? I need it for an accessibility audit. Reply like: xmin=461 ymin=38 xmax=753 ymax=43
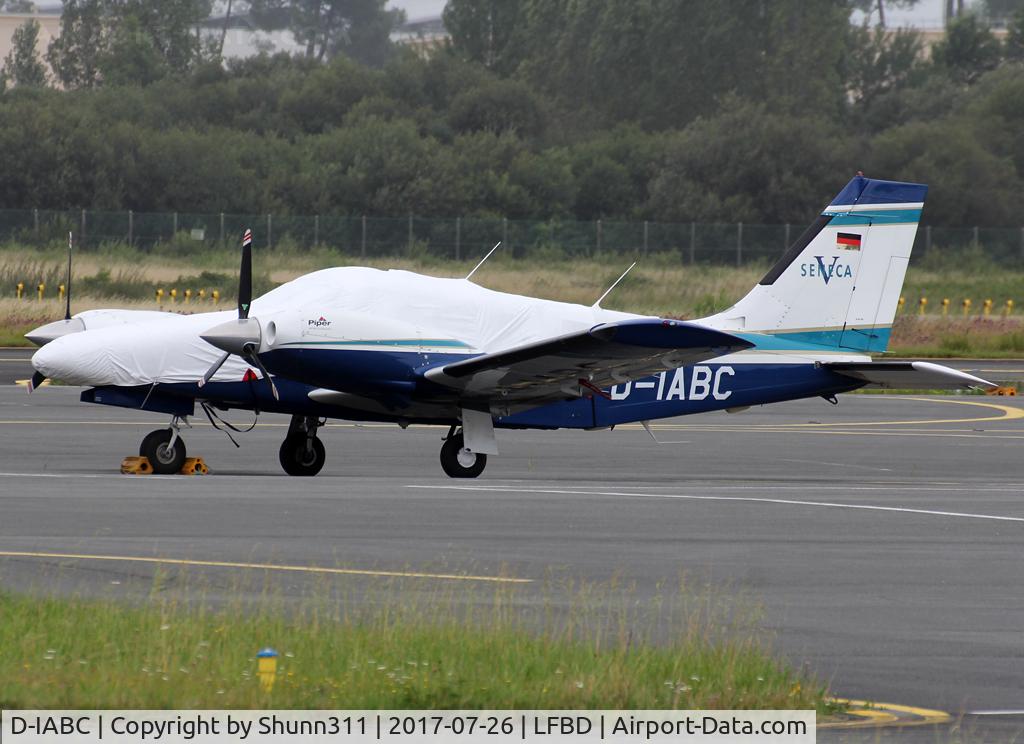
xmin=459 ymin=481 xmax=1024 ymax=495
xmin=0 ymin=471 xmax=181 ymax=480
xmin=962 ymin=712 xmax=1024 ymax=720
xmin=779 ymin=457 xmax=893 ymax=472
xmin=408 ymin=485 xmax=1024 ymax=523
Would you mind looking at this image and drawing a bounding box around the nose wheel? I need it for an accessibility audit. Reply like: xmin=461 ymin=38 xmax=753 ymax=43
xmin=440 ymin=430 xmax=487 ymax=478
xmin=140 ymin=427 xmax=187 ymax=475
xmin=279 ymin=415 xmax=326 ymax=476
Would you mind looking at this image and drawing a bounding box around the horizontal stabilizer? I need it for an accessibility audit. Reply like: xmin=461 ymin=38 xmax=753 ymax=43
xmin=426 ymin=319 xmax=752 ymax=405
xmin=825 ymin=361 xmax=995 ymax=389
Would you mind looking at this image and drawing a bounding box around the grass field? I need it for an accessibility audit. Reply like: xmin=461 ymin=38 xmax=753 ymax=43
xmin=2 ymin=245 xmax=1022 ymax=355
xmin=0 ymin=575 xmax=834 ymax=711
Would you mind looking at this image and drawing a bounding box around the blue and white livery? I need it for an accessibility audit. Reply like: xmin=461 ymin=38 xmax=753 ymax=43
xmin=28 ymin=175 xmax=993 ymax=477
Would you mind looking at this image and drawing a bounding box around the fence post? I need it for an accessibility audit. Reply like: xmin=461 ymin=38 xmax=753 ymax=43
xmin=736 ymin=222 xmax=743 ymax=266
xmin=267 ymin=213 xmax=272 ymax=249
xmin=689 ymin=221 xmax=696 ymax=264
xmin=219 ymin=212 xmax=225 ymax=244
xmin=784 ymin=223 xmax=790 ymax=249
xmin=925 ymin=225 xmax=931 ymax=254
xmin=643 ymin=220 xmax=648 ymax=255
xmin=973 ymin=225 xmax=979 ymax=245
xmin=313 ymin=214 xmax=319 ymax=247
xmin=33 ymin=208 xmax=38 ymax=240
xmin=596 ymin=219 xmax=602 ymax=255
xmin=455 ymin=216 xmax=461 ymax=261
xmin=172 ymin=212 xmax=178 ymax=238
xmin=502 ymin=217 xmax=508 ymax=252
xmin=80 ymin=209 xmax=86 ymax=251
xmin=128 ymin=209 xmax=133 ymax=247
xmin=407 ymin=213 xmax=414 ymax=255
xmin=361 ymin=215 xmax=367 ymax=257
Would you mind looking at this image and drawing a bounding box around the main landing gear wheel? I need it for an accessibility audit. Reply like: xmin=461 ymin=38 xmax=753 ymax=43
xmin=279 ymin=432 xmax=326 ymax=476
xmin=140 ymin=429 xmax=187 ymax=475
xmin=440 ymin=431 xmax=487 ymax=479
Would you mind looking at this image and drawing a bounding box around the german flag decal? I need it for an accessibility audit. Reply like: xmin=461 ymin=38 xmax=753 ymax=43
xmin=837 ymin=232 xmax=862 ymax=251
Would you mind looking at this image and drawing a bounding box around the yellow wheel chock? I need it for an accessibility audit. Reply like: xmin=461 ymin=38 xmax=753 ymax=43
xmin=180 ymin=457 xmax=209 ymax=475
xmin=120 ymin=456 xmax=209 ymax=475
xmin=121 ymin=456 xmax=153 ymax=474
xmin=986 ymin=386 xmax=1017 ymax=396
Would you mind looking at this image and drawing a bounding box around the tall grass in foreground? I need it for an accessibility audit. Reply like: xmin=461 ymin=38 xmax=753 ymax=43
xmin=0 ymin=575 xmax=833 ymax=711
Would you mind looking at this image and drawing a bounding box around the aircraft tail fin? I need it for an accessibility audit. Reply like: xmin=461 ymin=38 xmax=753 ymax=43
xmin=701 ymin=175 xmax=927 ymax=353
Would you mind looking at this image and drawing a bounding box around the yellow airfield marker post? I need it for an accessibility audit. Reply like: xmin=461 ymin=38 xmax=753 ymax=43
xmin=256 ymin=648 xmax=278 ymax=693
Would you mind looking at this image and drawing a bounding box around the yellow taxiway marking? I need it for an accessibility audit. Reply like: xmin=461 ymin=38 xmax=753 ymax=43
xmin=820 ymin=699 xmax=951 ymax=729
xmin=0 ymin=550 xmax=529 ymax=584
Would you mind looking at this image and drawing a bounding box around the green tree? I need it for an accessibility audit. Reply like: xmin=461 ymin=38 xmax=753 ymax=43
xmin=47 ymin=0 xmax=108 ymax=88
xmin=981 ymin=0 xmax=1024 ymax=23
xmin=868 ymin=119 xmax=1020 ymax=225
xmin=645 ymin=101 xmax=854 ymax=223
xmin=1005 ymin=8 xmax=1024 ymax=60
xmin=848 ymin=0 xmax=922 ymax=28
xmin=845 ymin=26 xmax=924 ymax=110
xmin=2 ymin=19 xmax=48 ymax=88
xmin=98 ymin=15 xmax=169 ymax=86
xmin=47 ymin=0 xmax=209 ymax=89
xmin=932 ymin=14 xmax=1002 ymax=82
xmin=442 ymin=0 xmax=523 ymax=74
xmin=118 ymin=0 xmax=211 ymax=75
xmin=249 ymin=0 xmax=404 ymax=66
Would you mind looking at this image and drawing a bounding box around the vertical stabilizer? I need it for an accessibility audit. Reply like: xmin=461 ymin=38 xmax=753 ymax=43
xmin=700 ymin=175 xmax=926 ymax=352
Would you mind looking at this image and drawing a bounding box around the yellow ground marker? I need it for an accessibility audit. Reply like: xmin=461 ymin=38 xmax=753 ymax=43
xmin=0 ymin=550 xmax=530 ymax=584
xmin=821 ymin=699 xmax=951 ymax=729
xmin=14 ymin=378 xmax=50 ymax=388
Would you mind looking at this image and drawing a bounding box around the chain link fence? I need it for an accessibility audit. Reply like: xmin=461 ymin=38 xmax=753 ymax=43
xmin=2 ymin=208 xmax=1023 ymax=264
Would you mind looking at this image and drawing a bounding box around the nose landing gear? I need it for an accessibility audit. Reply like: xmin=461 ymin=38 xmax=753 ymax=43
xmin=279 ymin=415 xmax=326 ymax=476
xmin=440 ymin=428 xmax=487 ymax=478
xmin=139 ymin=416 xmax=188 ymax=474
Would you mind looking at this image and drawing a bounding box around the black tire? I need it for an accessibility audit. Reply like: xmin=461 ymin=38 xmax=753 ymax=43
xmin=279 ymin=432 xmax=326 ymax=476
xmin=439 ymin=432 xmax=487 ymax=479
xmin=139 ymin=429 xmax=187 ymax=475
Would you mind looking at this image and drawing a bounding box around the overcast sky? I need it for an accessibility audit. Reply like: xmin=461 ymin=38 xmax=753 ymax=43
xmin=387 ymin=0 xmax=446 ymax=22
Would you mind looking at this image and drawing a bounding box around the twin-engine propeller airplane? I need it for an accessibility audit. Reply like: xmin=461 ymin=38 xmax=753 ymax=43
xmin=27 ymin=175 xmax=993 ymax=476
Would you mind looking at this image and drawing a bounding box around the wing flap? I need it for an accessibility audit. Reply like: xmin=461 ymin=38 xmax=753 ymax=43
xmin=825 ymin=361 xmax=996 ymax=389
xmin=425 ymin=319 xmax=752 ymax=403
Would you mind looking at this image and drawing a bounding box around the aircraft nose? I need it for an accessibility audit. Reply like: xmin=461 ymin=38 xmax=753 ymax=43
xmin=200 ymin=318 xmax=262 ymax=356
xmin=25 ymin=317 xmax=85 ymax=346
xmin=31 ymin=334 xmax=80 ymax=383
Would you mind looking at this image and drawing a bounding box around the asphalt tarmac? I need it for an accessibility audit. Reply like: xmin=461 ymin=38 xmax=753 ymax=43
xmin=2 ymin=371 xmax=1024 ymax=741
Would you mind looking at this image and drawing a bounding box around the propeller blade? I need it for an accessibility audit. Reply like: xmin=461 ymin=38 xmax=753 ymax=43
xmin=64 ymin=231 xmax=73 ymax=321
xmin=197 ymin=351 xmax=231 ymax=388
xmin=243 ymin=348 xmax=279 ymax=401
xmin=239 ymin=228 xmax=253 ymax=319
xmin=27 ymin=371 xmax=46 ymax=394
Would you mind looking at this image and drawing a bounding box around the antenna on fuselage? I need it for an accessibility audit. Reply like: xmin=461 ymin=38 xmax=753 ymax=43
xmin=592 ymin=261 xmax=637 ymax=308
xmin=464 ymin=241 xmax=502 ymax=281
xmin=64 ymin=232 xmax=73 ymax=320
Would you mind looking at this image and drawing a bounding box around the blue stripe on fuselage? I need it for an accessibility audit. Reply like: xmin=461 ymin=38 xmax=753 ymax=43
xmin=737 ymin=327 xmax=891 ymax=353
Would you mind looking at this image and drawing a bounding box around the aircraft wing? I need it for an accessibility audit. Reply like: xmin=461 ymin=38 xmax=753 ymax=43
xmin=824 ymin=361 xmax=996 ymax=389
xmin=424 ymin=319 xmax=753 ymax=404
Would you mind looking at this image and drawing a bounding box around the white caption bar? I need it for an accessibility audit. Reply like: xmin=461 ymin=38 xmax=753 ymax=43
xmin=2 ymin=710 xmax=814 ymax=744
